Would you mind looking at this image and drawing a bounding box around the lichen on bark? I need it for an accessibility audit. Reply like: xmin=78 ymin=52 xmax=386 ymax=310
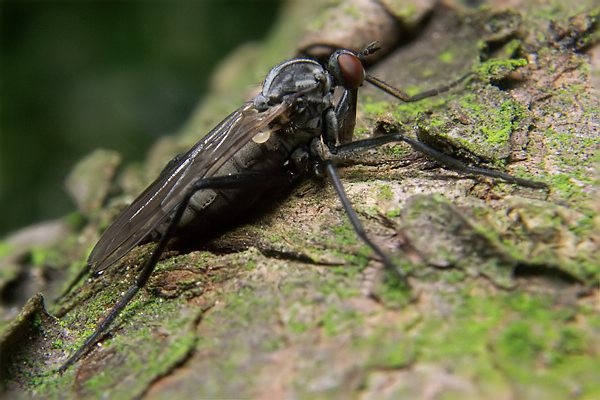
xmin=1 ymin=1 xmax=598 ymax=399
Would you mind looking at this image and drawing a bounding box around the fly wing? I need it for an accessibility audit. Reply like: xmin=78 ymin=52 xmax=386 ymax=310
xmin=88 ymin=100 xmax=292 ymax=273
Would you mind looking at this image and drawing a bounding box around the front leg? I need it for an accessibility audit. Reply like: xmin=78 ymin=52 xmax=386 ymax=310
xmin=334 ymin=88 xmax=358 ymax=145
xmin=309 ymin=137 xmax=406 ymax=280
xmin=58 ymin=171 xmax=293 ymax=372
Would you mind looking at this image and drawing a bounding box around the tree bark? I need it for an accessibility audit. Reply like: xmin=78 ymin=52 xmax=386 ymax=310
xmin=1 ymin=1 xmax=598 ymax=398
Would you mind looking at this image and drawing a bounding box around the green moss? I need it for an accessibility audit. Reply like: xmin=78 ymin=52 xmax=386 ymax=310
xmin=457 ymin=92 xmax=528 ymax=147
xmin=549 ymin=173 xmax=583 ymax=199
xmin=23 ymin=276 xmax=202 ymax=397
xmin=438 ymin=50 xmax=455 ymax=64
xmin=382 ymin=143 xmax=412 ymax=158
xmin=393 ymin=4 xmax=417 ymax=19
xmin=542 ymin=124 xmax=596 ymax=205
xmin=492 ymin=100 xmax=525 ymax=145
xmin=552 ymin=326 xmax=587 ymax=363
xmin=497 ymin=320 xmax=543 ymax=360
xmin=502 ymin=39 xmax=522 ymax=58
xmin=364 ymin=331 xmax=415 ymax=369
xmin=330 ymin=223 xmax=360 ymax=247
xmin=570 ymin=212 xmax=594 ymax=236
xmin=370 ymin=263 xmax=413 ymax=308
xmin=343 ymin=3 xmax=361 ymax=19
xmin=320 ymin=306 xmax=363 ymax=337
xmin=352 ymin=126 xmax=370 ymax=140
xmin=30 ymin=246 xmax=49 ymax=267
xmin=319 ymin=273 xmax=362 ymax=299
xmin=65 ymin=211 xmax=85 ymax=231
xmin=244 ymin=259 xmax=257 ymax=270
xmin=288 ymin=318 xmax=309 ymax=334
xmin=0 ymin=241 xmax=13 ymax=258
xmin=394 ymin=95 xmax=448 ymax=123
xmin=411 ymin=290 xmax=596 ymax=387
xmin=442 ymin=269 xmax=467 ymax=284
xmin=324 ymin=222 xmax=374 ymax=271
xmin=385 ymin=208 xmax=401 ymax=218
xmin=475 ymin=58 xmax=528 ymax=81
xmin=377 ymin=184 xmax=393 ymax=202
xmin=363 ymin=97 xmax=393 ymax=118
xmin=80 ymin=326 xmax=197 ymax=398
xmin=357 ymin=286 xmax=599 ymax=396
xmin=420 ymin=67 xmax=435 ymax=79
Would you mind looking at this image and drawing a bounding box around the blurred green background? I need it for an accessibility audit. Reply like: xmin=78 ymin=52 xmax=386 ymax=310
xmin=0 ymin=0 xmax=282 ymax=237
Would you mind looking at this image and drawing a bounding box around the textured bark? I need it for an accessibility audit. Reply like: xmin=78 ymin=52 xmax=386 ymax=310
xmin=1 ymin=1 xmax=598 ymax=399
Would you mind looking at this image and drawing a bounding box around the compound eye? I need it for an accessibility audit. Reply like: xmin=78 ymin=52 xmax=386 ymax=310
xmin=338 ymin=53 xmax=365 ymax=89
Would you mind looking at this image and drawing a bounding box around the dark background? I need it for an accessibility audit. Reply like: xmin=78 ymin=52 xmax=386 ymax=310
xmin=0 ymin=0 xmax=283 ymax=237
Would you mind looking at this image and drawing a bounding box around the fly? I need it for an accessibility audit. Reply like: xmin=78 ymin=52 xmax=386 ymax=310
xmin=58 ymin=43 xmax=546 ymax=372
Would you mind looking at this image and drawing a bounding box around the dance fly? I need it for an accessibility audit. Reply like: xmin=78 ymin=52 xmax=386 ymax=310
xmin=58 ymin=43 xmax=545 ymax=372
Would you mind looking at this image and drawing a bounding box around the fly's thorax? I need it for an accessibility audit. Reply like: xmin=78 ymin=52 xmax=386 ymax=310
xmin=251 ymin=57 xmax=338 ymax=152
xmin=254 ymin=58 xmax=333 ymax=111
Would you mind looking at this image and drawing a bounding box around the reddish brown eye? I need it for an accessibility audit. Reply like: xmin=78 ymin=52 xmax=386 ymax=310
xmin=338 ymin=53 xmax=365 ymax=89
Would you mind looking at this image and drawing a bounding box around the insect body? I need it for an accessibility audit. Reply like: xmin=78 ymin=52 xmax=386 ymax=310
xmin=89 ymin=59 xmax=333 ymax=274
xmin=59 ymin=43 xmax=544 ymax=372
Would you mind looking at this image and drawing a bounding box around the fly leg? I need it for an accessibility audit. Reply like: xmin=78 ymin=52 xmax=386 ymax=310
xmin=310 ymin=136 xmax=406 ymax=280
xmin=326 ymin=159 xmax=405 ymax=279
xmin=58 ymin=172 xmax=291 ymax=372
xmin=331 ymin=132 xmax=547 ymax=189
xmin=55 ymin=153 xmax=190 ymax=303
xmin=361 ymin=67 xmax=546 ymax=186
xmin=317 ymin=89 xmax=413 ymax=279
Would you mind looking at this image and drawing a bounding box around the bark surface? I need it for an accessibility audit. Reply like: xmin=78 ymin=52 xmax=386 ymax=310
xmin=1 ymin=1 xmax=598 ymax=399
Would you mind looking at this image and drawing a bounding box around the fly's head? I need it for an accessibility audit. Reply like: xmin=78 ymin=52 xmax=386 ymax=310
xmin=327 ymin=50 xmax=366 ymax=90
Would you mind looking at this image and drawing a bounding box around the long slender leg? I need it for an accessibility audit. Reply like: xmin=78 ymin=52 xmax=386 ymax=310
xmin=332 ymin=133 xmax=547 ymax=189
xmin=56 ymin=154 xmax=191 ymax=302
xmin=58 ymin=172 xmax=289 ymax=372
xmin=321 ymin=92 xmax=408 ymax=280
xmin=318 ymin=131 xmax=545 ymax=287
xmin=311 ymin=121 xmax=406 ymax=280
xmin=324 ymin=160 xmax=405 ymax=279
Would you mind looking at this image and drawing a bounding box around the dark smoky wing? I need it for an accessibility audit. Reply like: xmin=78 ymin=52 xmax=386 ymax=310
xmin=88 ymin=100 xmax=292 ymax=273
xmin=87 ymin=106 xmax=246 ymax=273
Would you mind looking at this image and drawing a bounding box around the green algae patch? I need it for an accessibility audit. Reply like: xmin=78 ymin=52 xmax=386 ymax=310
xmin=1 ymin=249 xmax=211 ymax=398
xmin=475 ymin=58 xmax=528 ymax=81
xmin=174 ymin=265 xmax=366 ymax=397
xmin=324 ymin=221 xmax=373 ymax=270
xmin=370 ymin=263 xmax=413 ymax=308
xmin=0 ymin=241 xmax=13 ymax=259
xmin=416 ymin=84 xmax=530 ymax=164
xmin=0 ymin=294 xmax=64 ymax=386
xmin=409 ymin=290 xmax=599 ymax=398
xmin=543 ymin=125 xmax=598 ymax=204
xmin=360 ymin=327 xmax=416 ymax=370
xmin=71 ymin=299 xmax=200 ymax=399
xmin=3 ymin=3 xmax=599 ymax=399
xmin=363 ymin=98 xmax=393 ymax=118
xmin=438 ymin=50 xmax=455 ymax=64
xmin=393 ymin=95 xmax=449 ymax=126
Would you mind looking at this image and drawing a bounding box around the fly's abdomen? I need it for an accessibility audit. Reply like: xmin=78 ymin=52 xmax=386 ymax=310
xmin=154 ymin=133 xmax=293 ymax=238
